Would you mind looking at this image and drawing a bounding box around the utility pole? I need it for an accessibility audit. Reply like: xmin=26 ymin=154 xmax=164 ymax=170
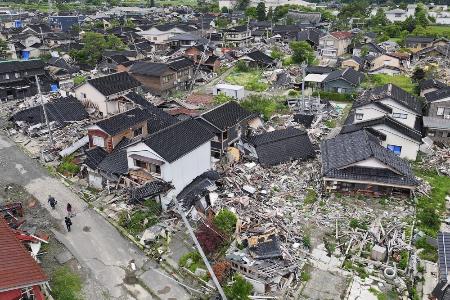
xmin=35 ymin=75 xmax=54 ymax=147
xmin=301 ymin=61 xmax=307 ymax=111
xmin=173 ymin=197 xmax=227 ymax=300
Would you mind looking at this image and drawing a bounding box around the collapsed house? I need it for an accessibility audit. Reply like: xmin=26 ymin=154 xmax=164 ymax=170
xmin=321 ymin=130 xmax=418 ymax=194
xmin=10 ymin=95 xmax=89 ymax=133
xmin=0 ymin=217 xmax=49 ymax=300
xmin=431 ymin=232 xmax=450 ymax=300
xmin=196 ymin=101 xmax=261 ymax=157
xmin=240 ymin=127 xmax=315 ymax=166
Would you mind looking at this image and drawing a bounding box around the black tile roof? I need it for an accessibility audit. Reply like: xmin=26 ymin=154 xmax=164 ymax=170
xmin=168 ymin=56 xmax=194 ymax=71
xmin=129 ymin=61 xmax=171 ymax=77
xmin=84 ymin=147 xmax=108 ymax=170
xmin=323 ymin=67 xmax=365 ymax=86
xmin=321 ymin=130 xmax=417 ymax=187
xmin=177 ymin=170 xmax=220 ymax=208
xmin=199 ymin=101 xmax=253 ymax=132
xmin=341 ymin=115 xmax=423 ymax=142
xmin=293 ymin=114 xmax=315 ymax=128
xmin=405 ymin=36 xmax=435 ymax=43
xmin=296 ymin=29 xmax=320 ymax=46
xmin=249 ymin=236 xmax=282 ymax=259
xmin=419 ymin=79 xmax=448 ymax=91
xmin=10 ymin=96 xmax=88 ymax=126
xmin=438 ymin=232 xmax=450 ymax=282
xmin=366 ymin=42 xmax=385 ymax=54
xmin=0 ymin=59 xmax=45 ymax=74
xmin=246 ymin=127 xmax=315 ymax=166
xmin=305 ymin=65 xmax=334 ymax=74
xmin=129 ymin=180 xmax=172 ymax=203
xmin=97 ymin=148 xmax=129 ymax=176
xmin=88 ymin=72 xmax=141 ymax=96
xmin=424 ymin=87 xmax=450 ymax=103
xmin=353 ymin=84 xmax=422 ymax=114
xmin=94 ymin=107 xmax=153 ymax=136
xmin=244 ymin=50 xmax=275 ymax=66
xmin=143 ymin=119 xmax=214 ymax=163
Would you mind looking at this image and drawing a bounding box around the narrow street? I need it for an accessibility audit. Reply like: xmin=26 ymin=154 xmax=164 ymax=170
xmin=0 ymin=134 xmax=191 ymax=300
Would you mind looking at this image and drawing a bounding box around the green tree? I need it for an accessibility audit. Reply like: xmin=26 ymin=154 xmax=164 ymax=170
xmin=370 ymin=8 xmax=389 ymax=27
xmin=236 ymin=0 xmax=250 ymax=11
xmin=245 ymin=7 xmax=257 ymax=19
xmin=256 ymin=2 xmax=266 ymax=21
xmin=105 ymin=34 xmax=125 ymax=50
xmin=213 ymin=209 xmax=237 ymax=236
xmin=221 ymin=6 xmax=229 ymax=13
xmin=415 ymin=3 xmax=429 ymax=27
xmin=290 ymin=41 xmax=315 ymax=64
xmin=224 ymin=275 xmax=253 ymax=300
xmin=0 ymin=39 xmax=8 ymax=59
xmin=402 ymin=16 xmax=416 ymax=33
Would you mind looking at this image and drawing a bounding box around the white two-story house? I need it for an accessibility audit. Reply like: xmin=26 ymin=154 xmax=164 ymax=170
xmin=341 ymin=84 xmax=423 ymax=160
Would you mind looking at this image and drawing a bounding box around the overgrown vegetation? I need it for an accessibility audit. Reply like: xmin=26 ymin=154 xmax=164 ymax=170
xmin=300 ymin=271 xmax=311 ymax=281
xmin=324 ymin=119 xmax=337 ymax=128
xmin=304 ymin=189 xmax=317 ymax=205
xmin=214 ymin=93 xmax=234 ymax=104
xmin=213 ymin=209 xmax=238 ymax=236
xmin=414 ymin=168 xmax=450 ymax=237
xmin=224 ymin=274 xmax=253 ymax=300
xmin=349 ymin=218 xmax=368 ymax=230
xmin=225 ymin=67 xmax=268 ymax=92
xmin=57 ymin=155 xmax=80 ymax=175
xmin=51 ymin=266 xmax=83 ymax=300
xmin=312 ymin=91 xmax=356 ymax=102
xmin=398 ymin=250 xmax=409 ymax=269
xmin=73 ymin=75 xmax=87 ymax=86
xmin=416 ymin=237 xmax=438 ymax=262
xmin=363 ymin=74 xmax=416 ymax=94
xmin=179 ymin=251 xmax=206 ymax=273
xmin=240 ymin=95 xmax=287 ymax=120
xmin=118 ymin=199 xmax=161 ymax=236
xmin=369 ymin=287 xmax=400 ymax=300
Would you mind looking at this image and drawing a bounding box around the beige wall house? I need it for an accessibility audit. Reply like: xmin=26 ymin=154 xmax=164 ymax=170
xmin=319 ymin=31 xmax=352 ymax=57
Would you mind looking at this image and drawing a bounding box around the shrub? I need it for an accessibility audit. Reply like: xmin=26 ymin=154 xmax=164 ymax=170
xmin=349 ymin=218 xmax=368 ymax=230
xmin=224 ymin=275 xmax=253 ymax=300
xmin=214 ymin=93 xmax=234 ymax=104
xmin=302 ymin=234 xmax=311 ymax=249
xmin=235 ymin=60 xmax=251 ymax=72
xmin=300 ymin=271 xmax=311 ymax=281
xmin=213 ymin=209 xmax=238 ymax=236
xmin=179 ymin=251 xmax=205 ymax=273
xmin=240 ymin=95 xmax=287 ymax=120
xmin=304 ymin=189 xmax=317 ymax=205
xmin=73 ymin=75 xmax=86 ymax=86
xmin=398 ymin=250 xmax=409 ymax=269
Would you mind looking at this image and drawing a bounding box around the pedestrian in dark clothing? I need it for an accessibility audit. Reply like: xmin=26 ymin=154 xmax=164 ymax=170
xmin=65 ymin=217 xmax=72 ymax=232
xmin=67 ymin=203 xmax=73 ymax=217
xmin=48 ymin=195 xmax=57 ymax=209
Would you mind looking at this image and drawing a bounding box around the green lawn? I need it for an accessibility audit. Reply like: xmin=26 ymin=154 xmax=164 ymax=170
xmin=363 ymin=74 xmax=417 ymax=94
xmin=425 ymin=26 xmax=450 ymax=39
xmin=225 ymin=70 xmax=268 ymax=92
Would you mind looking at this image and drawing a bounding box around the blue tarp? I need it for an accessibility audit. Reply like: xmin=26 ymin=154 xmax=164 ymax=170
xmin=50 ymin=84 xmax=59 ymax=92
xmin=22 ymin=51 xmax=30 ymax=60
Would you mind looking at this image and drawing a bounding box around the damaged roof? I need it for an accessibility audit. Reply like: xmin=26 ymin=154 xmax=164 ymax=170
xmin=419 ymin=79 xmax=447 ymax=91
xmin=84 ymin=147 xmax=108 ymax=170
xmin=323 ymin=68 xmax=365 ymax=86
xmin=199 ymin=101 xmax=254 ymax=132
xmin=143 ymin=118 xmax=214 ymax=163
xmin=0 ymin=59 xmax=45 ymax=74
xmin=93 ymin=107 xmax=153 ymax=136
xmin=10 ymin=96 xmax=88 ymax=126
xmin=424 ymin=87 xmax=450 ymax=103
xmin=246 ymin=127 xmax=315 ymax=166
xmin=353 ymin=83 xmax=423 ymax=114
xmin=321 ymin=130 xmax=417 ymax=187
xmin=129 ymin=181 xmax=172 ymax=203
xmin=87 ymin=72 xmax=141 ymax=96
xmin=0 ymin=217 xmax=48 ymax=292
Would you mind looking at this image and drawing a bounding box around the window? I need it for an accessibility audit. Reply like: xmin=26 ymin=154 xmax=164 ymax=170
xmin=92 ymin=136 xmax=104 ymax=147
xmin=135 ymin=160 xmax=147 ymax=169
xmin=355 ymin=113 xmax=364 ymax=120
xmin=387 ymin=144 xmax=402 ymax=155
xmin=428 ymin=131 xmax=435 ymax=137
xmin=14 ymin=73 xmax=20 ymax=78
xmin=392 ymin=113 xmax=407 ymax=119
xmin=149 ymin=164 xmax=161 ymax=175
xmin=153 ymin=37 xmax=157 ymax=41
xmin=437 ymin=107 xmax=445 ymax=116
xmin=133 ymin=127 xmax=143 ymax=137
xmin=4 ymin=74 xmax=9 ymax=79
xmin=162 ymin=74 xmax=174 ymax=83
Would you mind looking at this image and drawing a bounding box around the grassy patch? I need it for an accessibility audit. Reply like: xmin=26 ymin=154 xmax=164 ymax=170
xmin=240 ymin=95 xmax=287 ymax=120
xmin=414 ymin=168 xmax=450 ymax=237
xmin=363 ymin=74 xmax=417 ymax=94
xmin=304 ymin=189 xmax=318 ymax=205
xmin=57 ymin=155 xmax=80 ymax=176
xmin=51 ymin=266 xmax=83 ymax=300
xmin=225 ymin=69 xmax=268 ymax=92
xmin=312 ymin=91 xmax=355 ymax=102
xmin=424 ymin=26 xmax=450 ymax=39
xmin=398 ymin=250 xmax=409 ymax=269
xmin=324 ymin=119 xmax=337 ymax=128
xmin=73 ymin=75 xmax=86 ymax=86
xmin=300 ymin=271 xmax=311 ymax=281
xmin=416 ymin=237 xmax=438 ymax=262
xmin=349 ymin=218 xmax=368 ymax=230
xmin=179 ymin=251 xmax=206 ymax=273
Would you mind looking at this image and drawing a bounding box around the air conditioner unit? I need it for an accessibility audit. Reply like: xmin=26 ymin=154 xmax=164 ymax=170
xmin=444 ymin=115 xmax=450 ymax=119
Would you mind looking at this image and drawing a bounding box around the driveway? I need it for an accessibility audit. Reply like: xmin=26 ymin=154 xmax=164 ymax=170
xmin=0 ymin=134 xmax=191 ymax=300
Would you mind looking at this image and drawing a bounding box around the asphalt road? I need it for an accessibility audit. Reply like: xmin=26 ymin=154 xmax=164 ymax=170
xmin=0 ymin=134 xmax=191 ymax=300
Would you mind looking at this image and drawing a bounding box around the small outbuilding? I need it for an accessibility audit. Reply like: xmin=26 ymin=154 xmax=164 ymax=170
xmin=213 ymin=83 xmax=245 ymax=100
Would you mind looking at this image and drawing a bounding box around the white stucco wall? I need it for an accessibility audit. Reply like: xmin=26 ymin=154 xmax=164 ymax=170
xmin=75 ymin=83 xmax=108 ymax=115
xmin=380 ymin=98 xmax=418 ymax=129
xmin=354 ymin=104 xmax=387 ymax=123
xmin=126 ymin=141 xmax=212 ymax=194
xmin=372 ymin=124 xmax=420 ymax=160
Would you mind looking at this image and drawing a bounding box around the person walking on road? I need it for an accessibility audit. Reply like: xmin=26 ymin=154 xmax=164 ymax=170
xmin=67 ymin=203 xmax=73 ymax=217
xmin=65 ymin=217 xmax=72 ymax=232
xmin=48 ymin=195 xmax=57 ymax=209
